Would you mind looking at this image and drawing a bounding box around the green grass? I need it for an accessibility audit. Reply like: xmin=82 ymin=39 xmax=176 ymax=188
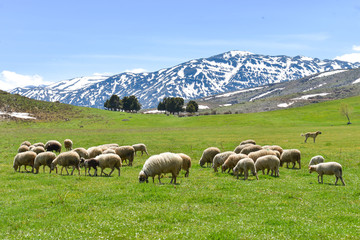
xmin=1 ymin=96 xmax=360 ymax=239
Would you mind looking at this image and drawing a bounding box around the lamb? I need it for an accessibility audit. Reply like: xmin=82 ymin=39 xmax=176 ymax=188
xmin=255 ymin=155 xmax=280 ymax=177
xmin=177 ymin=153 xmax=191 ymax=177
xmin=87 ymin=146 xmax=103 ymax=158
xmin=45 ymin=140 xmax=62 ymax=153
xmin=79 ymin=158 xmax=99 ymax=176
xmin=98 ymin=143 xmax=119 ymax=151
xmin=221 ymin=153 xmax=248 ymax=173
xmin=33 ymin=152 xmax=57 ymax=174
xmin=280 ymin=149 xmax=301 ymax=169
xmin=73 ymin=147 xmax=89 ymax=159
xmin=233 ymin=144 xmax=253 ymax=154
xmin=20 ymin=141 xmax=31 ymax=147
xmin=233 ymin=158 xmax=259 ymax=180
xmin=309 ymin=155 xmax=325 ymax=166
xmin=95 ymin=153 xmax=122 ymax=176
xmin=13 ymin=151 xmax=37 ymax=172
xmin=31 ymin=146 xmax=45 ymax=154
xmin=240 ymin=145 xmax=263 ymax=155
xmin=240 ymin=139 xmax=256 ymax=145
xmin=115 ymin=146 xmax=135 ymax=166
xmin=212 ymin=151 xmax=236 ymax=172
xmin=50 ymin=151 xmax=81 ymax=175
xmin=64 ymin=139 xmax=73 ymax=151
xmin=18 ymin=145 xmax=29 ymax=153
xmin=248 ymin=149 xmax=277 ymax=163
xmin=262 ymin=145 xmax=283 ymax=155
xmin=138 ymin=152 xmax=183 ymax=184
xmin=309 ymin=162 xmax=345 ymax=185
xmin=132 ymin=143 xmax=149 ymax=156
xmin=199 ymin=147 xmax=221 ymax=167
xmin=301 ymin=131 xmax=322 ymax=143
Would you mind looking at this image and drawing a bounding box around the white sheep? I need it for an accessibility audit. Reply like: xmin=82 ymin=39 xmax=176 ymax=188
xmin=255 ymin=155 xmax=280 ymax=177
xmin=240 ymin=139 xmax=256 ymax=145
xmin=73 ymin=147 xmax=90 ymax=159
xmin=17 ymin=145 xmax=29 ymax=153
xmin=199 ymin=147 xmax=221 ymax=167
xmin=233 ymin=158 xmax=259 ymax=180
xmin=115 ymin=146 xmax=135 ymax=166
xmin=177 ymin=153 xmax=192 ymax=177
xmin=87 ymin=146 xmax=103 ymax=158
xmin=64 ymin=139 xmax=73 ymax=151
xmin=240 ymin=145 xmax=263 ymax=155
xmin=20 ymin=141 xmax=31 ymax=147
xmin=31 ymin=146 xmax=46 ymax=154
xmin=95 ymin=153 xmax=122 ymax=176
xmin=33 ymin=152 xmax=57 ymax=174
xmin=309 ymin=162 xmax=345 ymax=185
xmin=51 ymin=151 xmax=81 ymax=175
xmin=98 ymin=143 xmax=119 ymax=151
xmin=280 ymin=149 xmax=301 ymax=169
xmin=138 ymin=152 xmax=183 ymax=184
xmin=233 ymin=144 xmax=253 ymax=154
xmin=221 ymin=153 xmax=248 ymax=173
xmin=102 ymin=148 xmax=116 ymax=154
xmin=33 ymin=142 xmax=45 ymax=148
xmin=309 ymin=155 xmax=325 ymax=166
xmin=262 ymin=145 xmax=284 ymax=155
xmin=248 ymin=149 xmax=277 ymax=163
xmin=212 ymin=151 xmax=236 ymax=172
xmin=13 ymin=151 xmax=37 ymax=172
xmin=132 ymin=143 xmax=149 ymax=156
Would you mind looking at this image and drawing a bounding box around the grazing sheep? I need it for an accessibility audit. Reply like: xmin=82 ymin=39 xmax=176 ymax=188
xmin=51 ymin=151 xmax=81 ymax=175
xmin=240 ymin=145 xmax=263 ymax=155
xmin=221 ymin=153 xmax=248 ymax=173
xmin=255 ymin=155 xmax=280 ymax=177
xmin=64 ymin=139 xmax=73 ymax=151
xmin=45 ymin=140 xmax=62 ymax=153
xmin=87 ymin=146 xmax=103 ymax=158
xmin=73 ymin=147 xmax=89 ymax=159
xmin=262 ymin=145 xmax=283 ymax=155
xmin=132 ymin=143 xmax=149 ymax=156
xmin=240 ymin=139 xmax=256 ymax=145
xmin=33 ymin=152 xmax=57 ymax=174
xmin=95 ymin=153 xmax=122 ymax=176
xmin=80 ymin=158 xmax=99 ymax=176
xmin=18 ymin=145 xmax=29 ymax=153
xmin=309 ymin=155 xmax=325 ymax=166
xmin=31 ymin=146 xmax=45 ymax=154
xmin=248 ymin=149 xmax=277 ymax=163
xmin=199 ymin=147 xmax=221 ymax=167
xmin=98 ymin=143 xmax=119 ymax=151
xmin=233 ymin=144 xmax=253 ymax=154
xmin=233 ymin=158 xmax=259 ymax=180
xmin=13 ymin=151 xmax=37 ymax=172
xmin=20 ymin=141 xmax=31 ymax=147
xmin=301 ymin=131 xmax=322 ymax=143
xmin=33 ymin=142 xmax=45 ymax=148
xmin=138 ymin=152 xmax=183 ymax=184
xmin=309 ymin=162 xmax=345 ymax=185
xmin=212 ymin=151 xmax=236 ymax=172
xmin=103 ymin=148 xmax=116 ymax=154
xmin=115 ymin=146 xmax=135 ymax=166
xmin=177 ymin=153 xmax=191 ymax=177
xmin=280 ymin=149 xmax=301 ymax=169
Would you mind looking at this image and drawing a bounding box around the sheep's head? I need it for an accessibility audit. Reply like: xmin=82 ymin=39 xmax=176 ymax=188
xmin=309 ymin=166 xmax=316 ymax=174
xmin=138 ymin=171 xmax=148 ymax=183
xmin=79 ymin=157 xmax=85 ymax=168
xmin=221 ymin=165 xmax=227 ymax=173
xmin=50 ymin=160 xmax=57 ymax=170
xmin=232 ymin=167 xmax=238 ymax=175
xmin=13 ymin=162 xmax=18 ymax=171
xmin=199 ymin=160 xmax=205 ymax=168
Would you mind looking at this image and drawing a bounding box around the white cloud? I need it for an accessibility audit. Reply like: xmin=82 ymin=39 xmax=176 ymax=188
xmin=353 ymin=45 xmax=360 ymax=51
xmin=335 ymin=53 xmax=360 ymax=63
xmin=124 ymin=68 xmax=148 ymax=73
xmin=0 ymin=70 xmax=51 ymax=91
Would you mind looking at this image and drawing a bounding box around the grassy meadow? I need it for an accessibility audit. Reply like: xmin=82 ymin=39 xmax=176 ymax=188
xmin=1 ymin=96 xmax=360 ymax=239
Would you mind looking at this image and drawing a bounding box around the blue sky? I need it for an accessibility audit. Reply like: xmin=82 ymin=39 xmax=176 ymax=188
xmin=1 ymin=0 xmax=360 ymax=90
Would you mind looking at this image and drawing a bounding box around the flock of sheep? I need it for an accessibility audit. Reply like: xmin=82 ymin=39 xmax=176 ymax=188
xmin=13 ymin=137 xmax=345 ymax=186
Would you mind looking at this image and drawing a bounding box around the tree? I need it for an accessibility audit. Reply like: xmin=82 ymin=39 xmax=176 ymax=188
xmin=122 ymin=95 xmax=141 ymax=112
xmin=340 ymin=103 xmax=352 ymax=125
xmin=157 ymin=97 xmax=184 ymax=114
xmin=186 ymin=100 xmax=199 ymax=114
xmin=104 ymin=94 xmax=121 ymax=111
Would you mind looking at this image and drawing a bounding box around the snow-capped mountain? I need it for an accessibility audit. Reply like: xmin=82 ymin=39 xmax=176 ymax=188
xmin=10 ymin=51 xmax=360 ymax=109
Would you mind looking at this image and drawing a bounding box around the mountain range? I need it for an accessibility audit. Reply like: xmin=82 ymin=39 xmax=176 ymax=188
xmin=10 ymin=51 xmax=360 ymax=109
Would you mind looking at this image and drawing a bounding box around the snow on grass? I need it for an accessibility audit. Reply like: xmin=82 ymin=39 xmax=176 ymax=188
xmin=143 ymin=110 xmax=166 ymax=114
xmin=352 ymin=78 xmax=360 ymax=84
xmin=292 ymin=93 xmax=330 ymax=100
xmin=219 ymin=104 xmax=232 ymax=107
xmin=0 ymin=111 xmax=36 ymax=119
xmin=303 ymin=83 xmax=327 ymax=92
xmin=198 ymin=105 xmax=210 ymax=110
xmin=309 ymin=70 xmax=347 ymax=81
xmin=216 ymin=87 xmax=264 ymax=98
xmin=277 ymin=102 xmax=295 ymax=108
xmin=250 ymin=88 xmax=284 ymax=102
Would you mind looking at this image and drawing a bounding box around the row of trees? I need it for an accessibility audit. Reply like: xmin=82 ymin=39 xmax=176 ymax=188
xmin=157 ymin=97 xmax=199 ymax=114
xmin=104 ymin=95 xmax=141 ymax=112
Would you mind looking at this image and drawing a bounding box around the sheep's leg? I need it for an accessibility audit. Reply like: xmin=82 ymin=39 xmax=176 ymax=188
xmin=304 ymin=137 xmax=307 ymax=143
xmin=116 ymin=167 xmax=120 ymax=176
xmin=65 ymin=167 xmax=69 ymax=175
xmin=77 ymin=167 xmax=81 ymax=175
xmin=317 ymin=174 xmax=321 ymax=183
xmin=108 ymin=168 xmax=114 ymax=176
xmin=152 ymin=177 xmax=155 ymax=183
xmin=254 ymin=172 xmax=259 ymax=180
xmin=158 ymin=175 xmax=162 ymax=184
xmin=335 ymin=176 xmax=339 ymax=185
xmin=171 ymin=173 xmax=177 ymax=184
xmin=292 ymin=162 xmax=295 ymax=169
xmin=340 ymin=177 xmax=345 ymax=186
xmin=244 ymin=170 xmax=248 ymax=180
xmin=267 ymin=169 xmax=270 ymax=175
xmin=262 ymin=169 xmax=265 ymax=175
xmin=43 ymin=165 xmax=46 ymax=173
xmin=71 ymin=166 xmax=75 ymax=175
xmin=320 ymin=175 xmax=323 ymax=184
xmin=185 ymin=170 xmax=189 ymax=177
xmin=60 ymin=166 xmax=64 ymax=175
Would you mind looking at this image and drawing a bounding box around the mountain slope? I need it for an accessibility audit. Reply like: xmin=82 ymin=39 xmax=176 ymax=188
xmin=10 ymin=51 xmax=360 ymax=109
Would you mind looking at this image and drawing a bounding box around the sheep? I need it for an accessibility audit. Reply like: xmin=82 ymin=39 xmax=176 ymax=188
xmin=309 ymin=162 xmax=345 ymax=185
xmin=50 ymin=151 xmax=81 ymax=175
xmin=309 ymin=155 xmax=325 ymax=166
xmin=79 ymin=158 xmax=99 ymax=176
xmin=98 ymin=143 xmax=119 ymax=151
xmin=199 ymin=147 xmax=221 ymax=167
xmin=280 ymin=149 xmax=301 ymax=169
xmin=233 ymin=144 xmax=253 ymax=154
xmin=18 ymin=145 xmax=29 ymax=153
xmin=103 ymin=148 xmax=116 ymax=154
xmin=33 ymin=152 xmax=57 ymax=174
xmin=87 ymin=146 xmax=103 ymax=158
xmin=31 ymin=146 xmax=46 ymax=154
xmin=240 ymin=139 xmax=256 ymax=145
xmin=233 ymin=158 xmax=259 ymax=180
xmin=13 ymin=151 xmax=37 ymax=172
xmin=262 ymin=145 xmax=283 ymax=155
xmin=248 ymin=149 xmax=277 ymax=163
xmin=115 ymin=146 xmax=135 ymax=166
xmin=221 ymin=153 xmax=248 ymax=173
xmin=33 ymin=142 xmax=45 ymax=148
xmin=212 ymin=151 xmax=236 ymax=172
xmin=132 ymin=143 xmax=149 ymax=156
xmin=138 ymin=152 xmax=183 ymax=184
xmin=255 ymin=155 xmax=280 ymax=177
xmin=240 ymin=145 xmax=263 ymax=155
xmin=45 ymin=140 xmax=62 ymax=153
xmin=20 ymin=141 xmax=31 ymax=147
xmin=177 ymin=153 xmax=191 ymax=177
xmin=64 ymin=139 xmax=73 ymax=151
xmin=73 ymin=147 xmax=89 ymax=159
xmin=301 ymin=131 xmax=322 ymax=143
xmin=95 ymin=153 xmax=122 ymax=176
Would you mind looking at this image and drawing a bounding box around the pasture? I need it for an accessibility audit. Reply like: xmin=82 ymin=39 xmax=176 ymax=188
xmin=1 ymin=96 xmax=360 ymax=239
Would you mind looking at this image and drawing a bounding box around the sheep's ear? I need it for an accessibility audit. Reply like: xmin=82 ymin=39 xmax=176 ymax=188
xmin=308 ymin=166 xmax=311 ymax=169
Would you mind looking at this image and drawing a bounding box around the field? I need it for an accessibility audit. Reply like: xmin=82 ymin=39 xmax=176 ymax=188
xmin=1 ymin=96 xmax=360 ymax=239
